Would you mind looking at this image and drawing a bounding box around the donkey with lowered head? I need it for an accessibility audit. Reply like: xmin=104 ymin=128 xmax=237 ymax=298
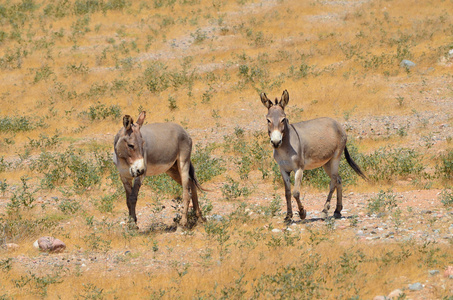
xmin=261 ymin=90 xmax=367 ymax=222
xmin=113 ymin=111 xmax=205 ymax=228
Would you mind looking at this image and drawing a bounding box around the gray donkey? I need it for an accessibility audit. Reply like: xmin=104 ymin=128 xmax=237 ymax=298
xmin=260 ymin=90 xmax=367 ymax=222
xmin=113 ymin=111 xmax=205 ymax=228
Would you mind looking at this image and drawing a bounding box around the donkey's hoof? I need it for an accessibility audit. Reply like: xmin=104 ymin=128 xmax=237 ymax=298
xmin=299 ymin=209 xmax=307 ymax=220
xmin=320 ymin=211 xmax=328 ymax=220
xmin=333 ymin=211 xmax=342 ymax=219
xmin=198 ymin=216 xmax=207 ymax=223
xmin=127 ymin=222 xmax=139 ymax=230
xmin=284 ymin=216 xmax=293 ymax=225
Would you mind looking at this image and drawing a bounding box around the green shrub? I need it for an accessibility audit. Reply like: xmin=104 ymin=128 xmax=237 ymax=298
xmin=0 ymin=116 xmax=46 ymax=133
xmin=0 ymin=156 xmax=11 ymax=173
xmin=33 ymin=65 xmax=54 ymax=83
xmin=73 ymin=0 xmax=102 ymax=15
xmin=436 ymin=149 xmax=453 ymax=180
xmin=143 ymin=62 xmax=170 ymax=93
xmin=358 ymin=147 xmax=424 ymax=182
xmin=7 ymin=177 xmax=37 ymax=213
xmin=192 ymin=144 xmax=225 ymax=183
xmin=58 ymin=198 xmax=82 ymax=215
xmin=253 ymin=258 xmax=324 ymax=299
xmin=0 ymin=214 xmax=59 ymax=242
xmin=67 ymin=150 xmax=102 ymax=191
xmin=221 ymin=177 xmax=250 ymax=200
xmin=27 ymin=134 xmax=60 ymax=150
xmin=81 ymin=102 xmax=121 ymax=121
xmin=31 ymin=149 xmax=110 ymax=192
xmin=367 ymin=189 xmax=398 ymax=215
xmin=439 ymin=189 xmax=453 ymax=207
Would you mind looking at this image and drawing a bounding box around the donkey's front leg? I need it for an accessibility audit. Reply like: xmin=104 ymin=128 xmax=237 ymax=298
xmin=293 ymin=168 xmax=307 ymax=219
xmin=281 ymin=170 xmax=293 ymax=223
xmin=120 ymin=176 xmax=141 ymax=228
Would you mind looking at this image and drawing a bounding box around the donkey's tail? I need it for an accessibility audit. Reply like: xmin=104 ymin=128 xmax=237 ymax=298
xmin=344 ymin=146 xmax=368 ymax=181
xmin=189 ymin=162 xmax=210 ymax=192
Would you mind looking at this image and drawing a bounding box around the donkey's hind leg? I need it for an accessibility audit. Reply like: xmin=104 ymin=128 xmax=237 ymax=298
xmin=166 ymin=163 xmax=182 ymax=185
xmin=333 ymin=176 xmax=343 ymax=219
xmin=190 ymin=180 xmax=205 ymax=222
xmin=322 ymin=159 xmax=342 ymax=219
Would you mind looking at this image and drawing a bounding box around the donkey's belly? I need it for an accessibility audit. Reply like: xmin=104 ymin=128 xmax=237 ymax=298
xmin=146 ymin=162 xmax=175 ymax=176
xmin=304 ymin=159 xmax=330 ymax=170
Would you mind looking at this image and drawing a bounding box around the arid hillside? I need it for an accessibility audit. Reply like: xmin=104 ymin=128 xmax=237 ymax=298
xmin=0 ymin=0 xmax=452 ymax=299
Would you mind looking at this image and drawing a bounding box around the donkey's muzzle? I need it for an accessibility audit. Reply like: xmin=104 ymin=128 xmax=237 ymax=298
xmin=129 ymin=158 xmax=145 ymax=177
xmin=131 ymin=168 xmax=145 ymax=177
xmin=271 ymin=140 xmax=282 ymax=148
xmin=270 ymin=131 xmax=283 ymax=148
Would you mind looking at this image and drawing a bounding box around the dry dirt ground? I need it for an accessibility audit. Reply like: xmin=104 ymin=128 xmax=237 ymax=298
xmin=6 ymin=188 xmax=453 ymax=299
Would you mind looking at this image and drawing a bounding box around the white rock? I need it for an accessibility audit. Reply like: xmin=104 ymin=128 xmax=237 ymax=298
xmin=388 ymin=288 xmax=403 ymax=298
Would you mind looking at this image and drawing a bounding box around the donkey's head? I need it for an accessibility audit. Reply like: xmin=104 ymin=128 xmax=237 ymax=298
xmin=114 ymin=111 xmax=146 ymax=177
xmin=260 ymin=90 xmax=289 ymax=148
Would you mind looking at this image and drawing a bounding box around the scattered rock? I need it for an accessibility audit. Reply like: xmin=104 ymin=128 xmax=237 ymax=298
xmin=387 ymin=288 xmax=403 ymax=299
xmin=36 ymin=236 xmax=66 ymax=253
xmin=429 ymin=269 xmax=440 ymax=276
xmin=400 ymin=59 xmax=416 ymax=69
xmin=408 ymin=282 xmax=423 ymax=291
xmin=210 ymin=214 xmax=224 ymax=222
xmin=271 ymin=228 xmax=281 ymax=233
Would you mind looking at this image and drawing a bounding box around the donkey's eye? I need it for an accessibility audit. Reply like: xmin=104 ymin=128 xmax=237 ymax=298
xmin=281 ymin=118 xmax=286 ymax=124
xmin=267 ymin=119 xmax=271 ymax=124
xmin=127 ymin=144 xmax=134 ymax=149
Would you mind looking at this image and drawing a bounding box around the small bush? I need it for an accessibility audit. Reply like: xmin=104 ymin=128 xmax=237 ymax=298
xmin=7 ymin=177 xmax=37 ymax=213
xmin=83 ymin=102 xmax=122 ymax=121
xmin=0 ymin=156 xmax=11 ymax=173
xmin=367 ymin=189 xmax=398 ymax=215
xmin=33 ymin=65 xmax=54 ymax=83
xmin=0 ymin=214 xmax=59 ymax=242
xmin=436 ymin=149 xmax=453 ymax=180
xmin=27 ymin=134 xmax=60 ymax=150
xmin=143 ymin=62 xmax=170 ymax=93
xmin=221 ymin=177 xmax=250 ymax=200
xmin=0 ymin=116 xmax=46 ymax=133
xmin=359 ymin=147 xmax=424 ymax=182
xmin=31 ymin=149 xmax=110 ymax=192
xmin=58 ymin=198 xmax=82 ymax=215
xmin=439 ymin=189 xmax=453 ymax=207
xmin=95 ymin=193 xmax=118 ymax=213
xmin=192 ymin=144 xmax=225 ymax=184
xmin=253 ymin=258 xmax=324 ymax=299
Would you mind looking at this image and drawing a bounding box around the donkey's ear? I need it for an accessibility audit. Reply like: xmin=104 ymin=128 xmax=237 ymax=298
xmin=136 ymin=111 xmax=146 ymax=126
xmin=279 ymin=90 xmax=289 ymax=109
xmin=123 ymin=115 xmax=133 ymax=130
xmin=260 ymin=92 xmax=273 ymax=109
